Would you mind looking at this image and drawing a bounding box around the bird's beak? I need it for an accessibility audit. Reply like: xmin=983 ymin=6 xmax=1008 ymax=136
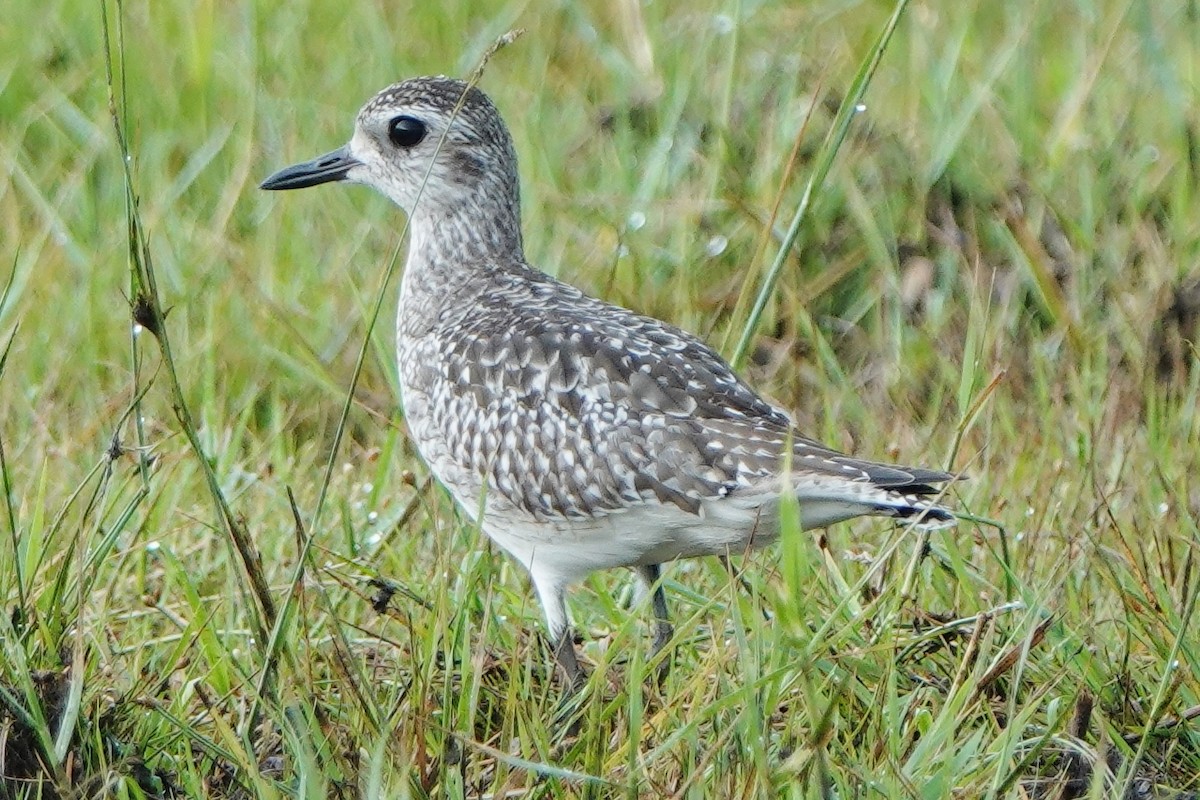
xmin=260 ymin=146 xmax=363 ymax=190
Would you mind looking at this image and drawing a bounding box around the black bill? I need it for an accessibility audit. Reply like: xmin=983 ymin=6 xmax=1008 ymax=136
xmin=260 ymin=146 xmax=362 ymax=190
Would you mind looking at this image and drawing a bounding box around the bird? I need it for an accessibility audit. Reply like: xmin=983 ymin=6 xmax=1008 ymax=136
xmin=260 ymin=75 xmax=955 ymax=687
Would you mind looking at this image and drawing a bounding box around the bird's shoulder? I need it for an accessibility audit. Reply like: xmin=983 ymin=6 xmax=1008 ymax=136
xmin=417 ymin=264 xmax=777 ymax=518
xmin=441 ymin=264 xmax=791 ymax=428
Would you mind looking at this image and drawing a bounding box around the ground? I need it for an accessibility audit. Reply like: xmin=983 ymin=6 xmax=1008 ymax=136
xmin=2 ymin=0 xmax=1199 ymax=797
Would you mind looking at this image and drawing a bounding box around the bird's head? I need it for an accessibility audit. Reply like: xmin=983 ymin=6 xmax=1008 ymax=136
xmin=261 ymin=76 xmax=520 ymax=223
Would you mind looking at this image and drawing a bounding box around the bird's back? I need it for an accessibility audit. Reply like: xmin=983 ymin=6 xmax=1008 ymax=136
xmin=396 ymin=259 xmax=952 ymax=547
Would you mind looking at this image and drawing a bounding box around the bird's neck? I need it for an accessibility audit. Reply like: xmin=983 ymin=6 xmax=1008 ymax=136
xmin=413 ymin=193 xmax=522 ymax=256
xmin=398 ymin=200 xmax=526 ymax=333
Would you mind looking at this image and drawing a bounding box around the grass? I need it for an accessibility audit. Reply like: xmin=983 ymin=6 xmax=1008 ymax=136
xmin=3 ymin=0 xmax=1200 ymax=796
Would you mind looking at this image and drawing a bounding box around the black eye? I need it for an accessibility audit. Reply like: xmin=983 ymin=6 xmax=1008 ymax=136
xmin=387 ymin=116 xmax=427 ymax=148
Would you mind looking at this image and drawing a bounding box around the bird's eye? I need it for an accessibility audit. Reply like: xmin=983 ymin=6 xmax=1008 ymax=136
xmin=387 ymin=116 xmax=427 ymax=148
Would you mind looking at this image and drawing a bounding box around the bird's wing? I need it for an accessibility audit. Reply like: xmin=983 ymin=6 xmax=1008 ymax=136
xmin=429 ymin=266 xmax=949 ymax=521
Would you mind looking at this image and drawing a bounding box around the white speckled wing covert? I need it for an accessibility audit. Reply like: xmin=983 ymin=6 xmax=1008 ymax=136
xmin=398 ymin=260 xmax=952 ymax=546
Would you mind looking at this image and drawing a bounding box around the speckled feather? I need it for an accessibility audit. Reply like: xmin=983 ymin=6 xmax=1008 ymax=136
xmin=398 ymin=260 xmax=951 ymax=527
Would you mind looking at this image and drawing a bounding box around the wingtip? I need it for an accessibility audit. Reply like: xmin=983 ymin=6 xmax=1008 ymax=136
xmin=890 ymin=501 xmax=957 ymax=530
xmin=912 ymin=510 xmax=957 ymax=531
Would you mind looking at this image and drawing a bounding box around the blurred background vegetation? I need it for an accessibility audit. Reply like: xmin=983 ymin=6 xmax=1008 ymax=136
xmin=3 ymin=0 xmax=1200 ymax=796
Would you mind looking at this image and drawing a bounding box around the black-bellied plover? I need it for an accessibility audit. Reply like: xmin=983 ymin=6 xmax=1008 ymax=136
xmin=261 ymin=76 xmax=955 ymax=686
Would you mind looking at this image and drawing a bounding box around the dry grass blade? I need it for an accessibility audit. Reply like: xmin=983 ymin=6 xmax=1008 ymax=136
xmin=98 ymin=1 xmax=276 ymax=641
xmin=972 ymin=615 xmax=1055 ymax=701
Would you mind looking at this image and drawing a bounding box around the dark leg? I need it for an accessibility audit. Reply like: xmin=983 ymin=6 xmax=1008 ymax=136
xmin=533 ymin=575 xmax=586 ymax=690
xmin=635 ymin=564 xmax=674 ymax=681
xmin=552 ymin=627 xmax=585 ymax=691
xmin=720 ymin=554 xmax=772 ymax=620
xmin=549 ymin=628 xmax=586 ymax=741
xmin=718 ymin=553 xmax=752 ymax=596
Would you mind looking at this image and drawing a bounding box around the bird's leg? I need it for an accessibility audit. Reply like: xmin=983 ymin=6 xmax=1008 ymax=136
xmin=552 ymin=627 xmax=585 ymax=690
xmin=548 ymin=633 xmax=586 ymax=743
xmin=534 ymin=574 xmax=585 ymax=690
xmin=719 ymin=554 xmax=772 ymax=621
xmin=718 ymin=553 xmax=753 ymax=596
xmin=635 ymin=564 xmax=674 ymax=681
